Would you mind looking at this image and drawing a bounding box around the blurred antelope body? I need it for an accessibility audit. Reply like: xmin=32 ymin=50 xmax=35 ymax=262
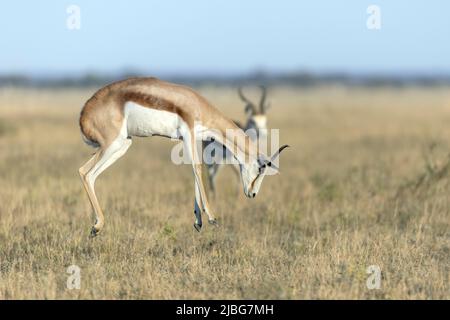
xmin=206 ymin=86 xmax=271 ymax=193
xmin=78 ymin=77 xmax=288 ymax=236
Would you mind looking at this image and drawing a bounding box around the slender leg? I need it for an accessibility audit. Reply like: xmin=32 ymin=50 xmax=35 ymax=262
xmin=184 ymin=131 xmax=218 ymax=227
xmin=193 ymin=181 xmax=203 ymax=232
xmin=207 ymin=163 xmax=220 ymax=194
xmin=193 ymin=163 xmax=217 ymax=225
xmin=205 ymin=162 xmax=239 ymax=196
xmin=79 ymin=152 xmax=101 ymax=218
xmin=79 ymin=137 xmax=132 ymax=237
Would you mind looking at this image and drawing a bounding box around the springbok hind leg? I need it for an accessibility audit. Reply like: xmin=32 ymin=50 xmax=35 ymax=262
xmin=79 ymin=137 xmax=132 ymax=237
xmin=79 ymin=152 xmax=101 ymax=228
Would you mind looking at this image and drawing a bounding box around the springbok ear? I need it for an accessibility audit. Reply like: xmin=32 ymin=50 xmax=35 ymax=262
xmin=264 ymin=160 xmax=280 ymax=175
xmin=258 ymin=155 xmax=280 ymax=175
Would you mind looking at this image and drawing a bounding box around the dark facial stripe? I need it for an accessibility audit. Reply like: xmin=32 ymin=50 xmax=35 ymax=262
xmin=250 ymin=173 xmax=260 ymax=191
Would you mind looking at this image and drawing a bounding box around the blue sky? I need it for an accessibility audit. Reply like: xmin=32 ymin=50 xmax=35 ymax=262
xmin=0 ymin=0 xmax=449 ymax=76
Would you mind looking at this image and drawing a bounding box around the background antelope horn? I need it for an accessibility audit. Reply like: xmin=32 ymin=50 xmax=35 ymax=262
xmin=238 ymin=86 xmax=257 ymax=114
xmin=258 ymin=85 xmax=268 ymax=113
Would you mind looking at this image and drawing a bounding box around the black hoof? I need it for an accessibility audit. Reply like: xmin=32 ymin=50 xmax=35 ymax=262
xmin=90 ymin=226 xmax=99 ymax=238
xmin=193 ymin=223 xmax=202 ymax=232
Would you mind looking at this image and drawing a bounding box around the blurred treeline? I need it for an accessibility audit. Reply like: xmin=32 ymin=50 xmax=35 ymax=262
xmin=1 ymin=70 xmax=450 ymax=88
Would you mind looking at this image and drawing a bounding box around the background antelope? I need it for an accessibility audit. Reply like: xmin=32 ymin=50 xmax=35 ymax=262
xmin=205 ymin=85 xmax=271 ymax=193
xmin=78 ymin=77 xmax=288 ymax=236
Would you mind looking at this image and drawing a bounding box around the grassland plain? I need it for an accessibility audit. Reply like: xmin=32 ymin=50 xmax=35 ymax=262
xmin=0 ymin=86 xmax=449 ymax=299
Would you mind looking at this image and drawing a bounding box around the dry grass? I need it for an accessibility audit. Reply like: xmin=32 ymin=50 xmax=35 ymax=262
xmin=0 ymin=85 xmax=449 ymax=299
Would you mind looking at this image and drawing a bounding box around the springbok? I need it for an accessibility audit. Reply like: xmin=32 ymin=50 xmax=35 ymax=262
xmin=78 ymin=77 xmax=288 ymax=236
xmin=205 ymin=86 xmax=271 ymax=193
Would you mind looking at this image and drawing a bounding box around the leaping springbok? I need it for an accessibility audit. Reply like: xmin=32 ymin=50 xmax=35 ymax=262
xmin=205 ymin=85 xmax=271 ymax=193
xmin=79 ymin=77 xmax=289 ymax=236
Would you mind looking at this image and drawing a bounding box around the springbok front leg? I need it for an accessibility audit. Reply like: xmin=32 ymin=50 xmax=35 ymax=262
xmin=193 ymin=163 xmax=218 ymax=226
xmin=184 ymin=131 xmax=218 ymax=228
xmin=79 ymin=137 xmax=132 ymax=237
xmin=193 ymin=181 xmax=203 ymax=232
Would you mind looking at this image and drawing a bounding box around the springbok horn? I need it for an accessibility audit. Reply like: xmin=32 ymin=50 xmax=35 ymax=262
xmin=238 ymin=87 xmax=257 ymax=115
xmin=259 ymin=85 xmax=268 ymax=113
xmin=270 ymin=144 xmax=290 ymax=162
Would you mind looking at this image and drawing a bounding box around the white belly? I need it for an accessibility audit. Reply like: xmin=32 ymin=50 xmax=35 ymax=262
xmin=124 ymin=101 xmax=182 ymax=139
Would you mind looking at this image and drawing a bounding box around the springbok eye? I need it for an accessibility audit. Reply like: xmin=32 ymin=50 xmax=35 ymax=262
xmin=267 ymin=162 xmax=272 ymax=167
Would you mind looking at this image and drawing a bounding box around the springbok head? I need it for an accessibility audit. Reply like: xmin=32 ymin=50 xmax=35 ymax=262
xmin=241 ymin=144 xmax=290 ymax=198
xmin=238 ymin=85 xmax=271 ymax=131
